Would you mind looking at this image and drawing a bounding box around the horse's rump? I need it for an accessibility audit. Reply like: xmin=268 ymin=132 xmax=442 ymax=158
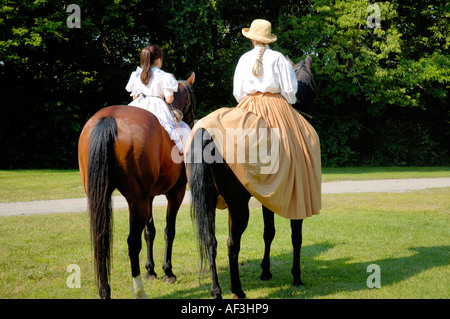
xmin=80 ymin=105 xmax=182 ymax=198
xmin=185 ymin=93 xmax=322 ymax=219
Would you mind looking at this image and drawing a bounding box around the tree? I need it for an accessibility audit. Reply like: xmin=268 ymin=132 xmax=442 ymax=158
xmin=0 ymin=0 xmax=448 ymax=168
xmin=0 ymin=0 xmax=166 ymax=167
xmin=276 ymin=0 xmax=449 ymax=166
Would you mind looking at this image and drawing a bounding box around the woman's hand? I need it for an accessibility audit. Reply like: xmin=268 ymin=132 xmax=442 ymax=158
xmin=165 ymin=94 xmax=174 ymax=104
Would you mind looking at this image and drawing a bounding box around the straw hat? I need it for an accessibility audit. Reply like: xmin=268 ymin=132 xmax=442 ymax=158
xmin=242 ymin=19 xmax=277 ymax=44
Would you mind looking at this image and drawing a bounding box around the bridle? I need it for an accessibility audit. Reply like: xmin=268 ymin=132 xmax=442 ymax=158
xmin=293 ymin=62 xmax=308 ymax=77
xmin=177 ymin=80 xmax=197 ymax=128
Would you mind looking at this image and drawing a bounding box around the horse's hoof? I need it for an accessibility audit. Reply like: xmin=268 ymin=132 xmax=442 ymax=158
xmin=233 ymin=292 xmax=247 ymax=299
xmin=260 ymin=271 xmax=272 ymax=281
xmin=135 ymin=292 xmax=149 ymax=299
xmin=211 ymin=288 xmax=222 ymax=299
xmin=163 ymin=275 xmax=177 ymax=284
xmin=132 ymin=275 xmax=149 ymax=299
xmin=293 ymin=278 xmax=304 ymax=286
xmin=144 ymin=272 xmax=157 ymax=281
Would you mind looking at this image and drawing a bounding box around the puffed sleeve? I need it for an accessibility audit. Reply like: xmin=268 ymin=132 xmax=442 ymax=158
xmin=162 ymin=72 xmax=178 ymax=97
xmin=277 ymin=56 xmax=298 ymax=104
xmin=125 ymin=67 xmax=142 ymax=96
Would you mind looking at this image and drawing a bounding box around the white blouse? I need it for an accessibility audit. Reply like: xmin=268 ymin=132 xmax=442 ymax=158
xmin=125 ymin=66 xmax=192 ymax=153
xmin=233 ymin=45 xmax=298 ymax=104
xmin=126 ymin=66 xmax=178 ymax=99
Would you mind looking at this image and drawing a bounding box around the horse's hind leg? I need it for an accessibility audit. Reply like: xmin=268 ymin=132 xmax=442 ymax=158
xmin=128 ymin=199 xmax=149 ymax=299
xmin=227 ymin=204 xmax=250 ymax=299
xmin=144 ymin=196 xmax=157 ymax=281
xmin=204 ymin=207 xmax=222 ymax=299
xmin=291 ymin=219 xmax=304 ymax=286
xmin=162 ymin=178 xmax=186 ymax=284
xmin=260 ymin=206 xmax=275 ymax=281
xmin=212 ymin=161 xmax=250 ymax=299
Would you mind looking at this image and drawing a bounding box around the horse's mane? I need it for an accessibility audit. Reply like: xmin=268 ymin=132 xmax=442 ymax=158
xmin=292 ymin=57 xmax=316 ymax=118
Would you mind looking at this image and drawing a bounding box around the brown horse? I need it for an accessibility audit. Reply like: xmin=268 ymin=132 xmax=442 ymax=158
xmin=78 ymin=73 xmax=196 ymax=299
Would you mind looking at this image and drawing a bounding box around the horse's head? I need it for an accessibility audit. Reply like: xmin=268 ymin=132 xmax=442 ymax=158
xmin=286 ymin=55 xmax=316 ymax=120
xmin=172 ymin=72 xmax=196 ymax=128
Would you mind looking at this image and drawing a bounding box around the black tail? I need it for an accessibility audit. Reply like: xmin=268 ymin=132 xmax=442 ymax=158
xmin=188 ymin=128 xmax=218 ymax=274
xmin=87 ymin=116 xmax=117 ymax=299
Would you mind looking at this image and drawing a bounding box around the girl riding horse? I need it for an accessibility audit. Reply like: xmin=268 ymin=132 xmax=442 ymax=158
xmin=79 ymin=49 xmax=196 ymax=298
xmin=126 ymin=44 xmax=191 ymax=153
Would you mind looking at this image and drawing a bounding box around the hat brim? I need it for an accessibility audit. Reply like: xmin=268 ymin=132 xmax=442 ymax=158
xmin=242 ymin=28 xmax=277 ymax=43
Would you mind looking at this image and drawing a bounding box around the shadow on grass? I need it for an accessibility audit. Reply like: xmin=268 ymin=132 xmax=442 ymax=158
xmin=160 ymin=244 xmax=449 ymax=299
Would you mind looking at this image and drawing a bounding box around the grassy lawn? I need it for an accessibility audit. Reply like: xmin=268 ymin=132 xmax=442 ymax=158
xmin=0 ymin=188 xmax=448 ymax=299
xmin=1 ymin=167 xmax=449 ymax=203
xmin=0 ymin=170 xmax=85 ymax=203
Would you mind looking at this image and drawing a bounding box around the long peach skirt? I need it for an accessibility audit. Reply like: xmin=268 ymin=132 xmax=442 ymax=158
xmin=185 ymin=92 xmax=321 ymax=219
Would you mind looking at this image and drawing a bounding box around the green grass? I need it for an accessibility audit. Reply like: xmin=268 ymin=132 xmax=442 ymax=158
xmin=0 ymin=188 xmax=448 ymax=299
xmin=1 ymin=167 xmax=449 ymax=202
xmin=0 ymin=170 xmax=85 ymax=203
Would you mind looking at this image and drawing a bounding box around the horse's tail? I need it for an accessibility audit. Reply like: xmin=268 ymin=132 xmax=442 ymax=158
xmin=188 ymin=128 xmax=218 ymax=274
xmin=87 ymin=116 xmax=117 ymax=299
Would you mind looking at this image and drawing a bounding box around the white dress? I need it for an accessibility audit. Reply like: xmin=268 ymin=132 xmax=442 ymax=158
xmin=126 ymin=66 xmax=191 ymax=153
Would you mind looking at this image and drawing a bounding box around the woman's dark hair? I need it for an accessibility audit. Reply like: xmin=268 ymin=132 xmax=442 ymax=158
xmin=140 ymin=44 xmax=163 ymax=85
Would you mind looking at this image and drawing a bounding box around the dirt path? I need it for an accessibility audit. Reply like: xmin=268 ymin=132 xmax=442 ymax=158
xmin=1 ymin=178 xmax=449 ymax=217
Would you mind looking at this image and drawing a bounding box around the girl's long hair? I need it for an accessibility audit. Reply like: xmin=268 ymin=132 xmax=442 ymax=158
xmin=140 ymin=44 xmax=163 ymax=85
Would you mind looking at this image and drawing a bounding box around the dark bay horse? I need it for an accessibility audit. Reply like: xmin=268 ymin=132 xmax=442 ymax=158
xmin=78 ymin=73 xmax=196 ymax=299
xmin=289 ymin=55 xmax=316 ymax=122
xmin=187 ymin=57 xmax=316 ymax=299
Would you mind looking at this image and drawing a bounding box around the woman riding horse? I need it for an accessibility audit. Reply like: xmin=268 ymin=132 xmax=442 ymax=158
xmin=186 ymin=19 xmax=322 ymax=299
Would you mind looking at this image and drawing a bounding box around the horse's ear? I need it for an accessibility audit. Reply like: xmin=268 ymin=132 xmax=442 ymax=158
xmin=186 ymin=72 xmax=195 ymax=86
xmin=305 ymin=55 xmax=313 ymax=69
xmin=286 ymin=55 xmax=295 ymax=67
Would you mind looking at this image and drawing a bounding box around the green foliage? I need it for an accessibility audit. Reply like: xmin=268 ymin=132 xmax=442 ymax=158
xmin=0 ymin=0 xmax=448 ymax=168
xmin=277 ymin=0 xmax=449 ymax=166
